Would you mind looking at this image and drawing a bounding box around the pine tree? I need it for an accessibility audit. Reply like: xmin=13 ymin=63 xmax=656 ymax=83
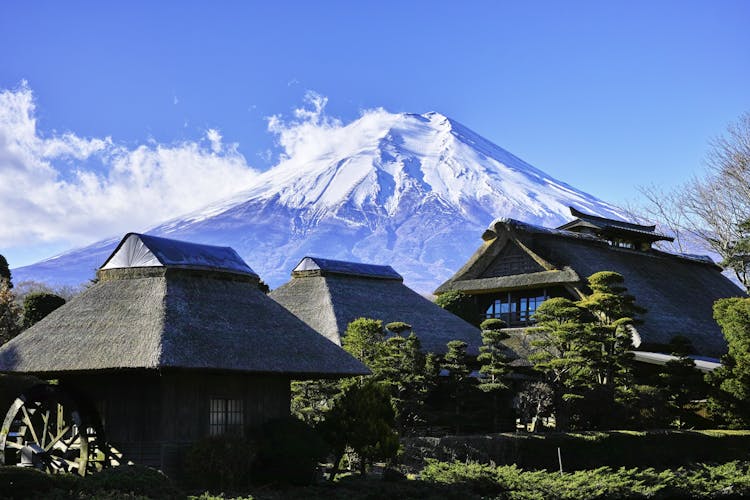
xmin=341 ymin=317 xmax=385 ymax=367
xmin=477 ymin=318 xmax=511 ymax=432
xmin=0 ymin=281 xmax=21 ymax=345
xmin=291 ymin=379 xmax=340 ymax=425
xmin=529 ymin=297 xmax=587 ymax=430
xmin=0 ymin=255 xmax=11 ymax=288
xmin=441 ymin=340 xmax=472 ymax=434
xmin=373 ymin=332 xmax=435 ymax=434
xmin=705 ymin=297 xmax=750 ymax=428
xmin=320 ymin=379 xmax=399 ymax=478
xmin=577 ymin=271 xmax=642 ymax=389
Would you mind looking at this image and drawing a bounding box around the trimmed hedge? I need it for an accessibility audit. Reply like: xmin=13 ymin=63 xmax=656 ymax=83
xmin=421 ymin=460 xmax=750 ymax=499
xmin=403 ymin=430 xmax=750 ymax=472
xmin=0 ymin=465 xmax=180 ymax=499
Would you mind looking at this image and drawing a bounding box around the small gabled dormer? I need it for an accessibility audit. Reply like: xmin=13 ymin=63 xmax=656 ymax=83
xmin=557 ymin=207 xmax=673 ymax=251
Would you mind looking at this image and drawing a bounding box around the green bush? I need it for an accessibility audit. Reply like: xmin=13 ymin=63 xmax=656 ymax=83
xmin=403 ymin=430 xmax=750 ymax=472
xmin=254 ymin=417 xmax=328 ymax=485
xmin=0 ymin=466 xmax=77 ymax=499
xmin=420 ymin=460 xmax=750 ymax=499
xmin=183 ymin=434 xmax=256 ymax=492
xmin=80 ymin=465 xmax=181 ymax=499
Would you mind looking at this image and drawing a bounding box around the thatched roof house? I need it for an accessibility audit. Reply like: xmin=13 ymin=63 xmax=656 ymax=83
xmin=270 ymin=256 xmax=482 ymax=355
xmin=0 ymin=233 xmax=367 ymax=474
xmin=435 ymin=209 xmax=745 ymax=359
xmin=0 ymin=233 xmax=367 ymax=377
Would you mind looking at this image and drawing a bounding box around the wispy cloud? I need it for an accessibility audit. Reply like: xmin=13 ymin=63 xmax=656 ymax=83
xmin=266 ymin=90 xmax=393 ymax=164
xmin=0 ymin=82 xmax=258 ymax=253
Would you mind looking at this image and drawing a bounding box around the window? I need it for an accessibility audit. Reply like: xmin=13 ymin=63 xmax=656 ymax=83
xmin=607 ymin=239 xmax=636 ymax=250
xmin=209 ymin=398 xmax=243 ymax=436
xmin=485 ymin=290 xmax=548 ymax=326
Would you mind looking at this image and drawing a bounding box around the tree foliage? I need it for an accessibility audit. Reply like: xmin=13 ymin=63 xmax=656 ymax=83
xmin=0 ymin=254 xmax=11 ymax=288
xmin=639 ymin=111 xmax=750 ymax=289
xmin=372 ymin=333 xmax=437 ymax=434
xmin=341 ymin=317 xmax=385 ymax=367
xmin=529 ymin=272 xmax=642 ymax=429
xmin=435 ymin=290 xmax=478 ymax=325
xmin=22 ymin=292 xmax=66 ymax=329
xmin=320 ymin=379 xmax=399 ymax=478
xmin=385 ymin=321 xmax=412 ymax=335
xmin=0 ymin=281 xmax=21 ymax=345
xmin=706 ymin=297 xmax=750 ymax=427
xmin=577 ymin=271 xmax=641 ymax=389
xmin=477 ymin=319 xmax=511 ymax=432
xmin=441 ymin=340 xmax=473 ymax=433
xmin=529 ymin=297 xmax=587 ymax=429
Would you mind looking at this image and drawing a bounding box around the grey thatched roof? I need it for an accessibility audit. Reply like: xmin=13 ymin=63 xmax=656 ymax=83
xmin=0 ymin=235 xmax=368 ymax=378
xmin=271 ymin=258 xmax=482 ymax=355
xmin=101 ymin=232 xmax=257 ymax=276
xmin=436 ymin=218 xmax=746 ymax=358
xmin=293 ymin=256 xmax=402 ymax=280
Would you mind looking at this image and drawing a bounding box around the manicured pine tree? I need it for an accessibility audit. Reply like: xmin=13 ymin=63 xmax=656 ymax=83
xmin=294 ymin=317 xmax=385 ymax=425
xmin=651 ymin=336 xmax=704 ymax=428
xmin=385 ymin=321 xmax=412 ymax=336
xmin=477 ymin=318 xmax=512 ymax=432
xmin=374 ymin=332 xmax=436 ymax=434
xmin=441 ymin=340 xmax=472 ymax=434
xmin=290 ymin=379 xmax=340 ymax=426
xmin=320 ymin=379 xmax=399 ymax=479
xmin=577 ymin=271 xmax=642 ymax=390
xmin=529 ymin=297 xmax=587 ymax=430
xmin=341 ymin=317 xmax=385 ymax=367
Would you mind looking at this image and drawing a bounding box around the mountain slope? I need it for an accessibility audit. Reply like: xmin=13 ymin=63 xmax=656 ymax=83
xmin=14 ymin=111 xmax=626 ymax=293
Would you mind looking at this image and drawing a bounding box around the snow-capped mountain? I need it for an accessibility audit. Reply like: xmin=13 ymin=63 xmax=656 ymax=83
xmin=14 ymin=111 xmax=626 ymax=293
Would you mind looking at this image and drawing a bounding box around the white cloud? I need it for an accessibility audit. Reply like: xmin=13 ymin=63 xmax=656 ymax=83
xmin=0 ymin=82 xmax=259 ymax=252
xmin=206 ymin=128 xmax=222 ymax=154
xmin=266 ymin=90 xmax=395 ymax=164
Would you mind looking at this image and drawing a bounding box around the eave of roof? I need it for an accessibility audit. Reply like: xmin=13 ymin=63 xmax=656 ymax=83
xmin=435 ymin=268 xmax=580 ymax=294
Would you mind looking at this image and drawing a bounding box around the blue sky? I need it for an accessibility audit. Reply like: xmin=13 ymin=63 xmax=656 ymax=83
xmin=1 ymin=1 xmax=749 ymax=267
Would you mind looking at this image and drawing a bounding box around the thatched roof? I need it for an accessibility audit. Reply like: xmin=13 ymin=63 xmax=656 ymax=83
xmin=436 ymin=217 xmax=746 ymax=358
xmin=293 ymin=256 xmax=402 ymax=280
xmin=271 ymin=257 xmax=482 ymax=355
xmin=0 ymin=235 xmax=368 ymax=378
xmin=101 ymin=232 xmax=256 ymax=276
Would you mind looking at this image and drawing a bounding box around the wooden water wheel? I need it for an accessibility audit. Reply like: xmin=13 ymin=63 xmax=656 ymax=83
xmin=0 ymin=384 xmax=118 ymax=475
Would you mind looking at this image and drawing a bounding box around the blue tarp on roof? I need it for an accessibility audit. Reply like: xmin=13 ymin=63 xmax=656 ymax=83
xmin=101 ymin=233 xmax=257 ymax=276
xmin=294 ymin=256 xmax=402 ymax=280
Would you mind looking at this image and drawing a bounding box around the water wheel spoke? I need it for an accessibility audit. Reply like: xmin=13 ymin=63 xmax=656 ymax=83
xmin=44 ymin=425 xmax=71 ymax=452
xmin=5 ymin=441 xmax=24 ymax=450
xmin=20 ymin=406 xmax=41 ymax=446
xmin=41 ymin=410 xmax=51 ymax=448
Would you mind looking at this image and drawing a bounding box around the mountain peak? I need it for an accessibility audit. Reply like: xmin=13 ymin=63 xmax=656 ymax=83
xmin=14 ymin=110 xmax=626 ymax=293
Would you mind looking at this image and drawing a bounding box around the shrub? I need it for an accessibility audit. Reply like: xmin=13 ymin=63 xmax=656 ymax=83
xmin=183 ymin=435 xmax=256 ymax=492
xmin=0 ymin=466 xmax=77 ymax=499
xmin=81 ymin=465 xmax=182 ymax=499
xmin=254 ymin=417 xmax=328 ymax=485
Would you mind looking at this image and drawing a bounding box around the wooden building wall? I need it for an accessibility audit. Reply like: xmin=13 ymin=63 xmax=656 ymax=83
xmin=64 ymin=370 xmax=290 ymax=476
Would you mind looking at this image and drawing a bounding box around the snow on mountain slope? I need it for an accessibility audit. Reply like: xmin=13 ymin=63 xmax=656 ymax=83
xmin=14 ymin=110 xmax=626 ymax=293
